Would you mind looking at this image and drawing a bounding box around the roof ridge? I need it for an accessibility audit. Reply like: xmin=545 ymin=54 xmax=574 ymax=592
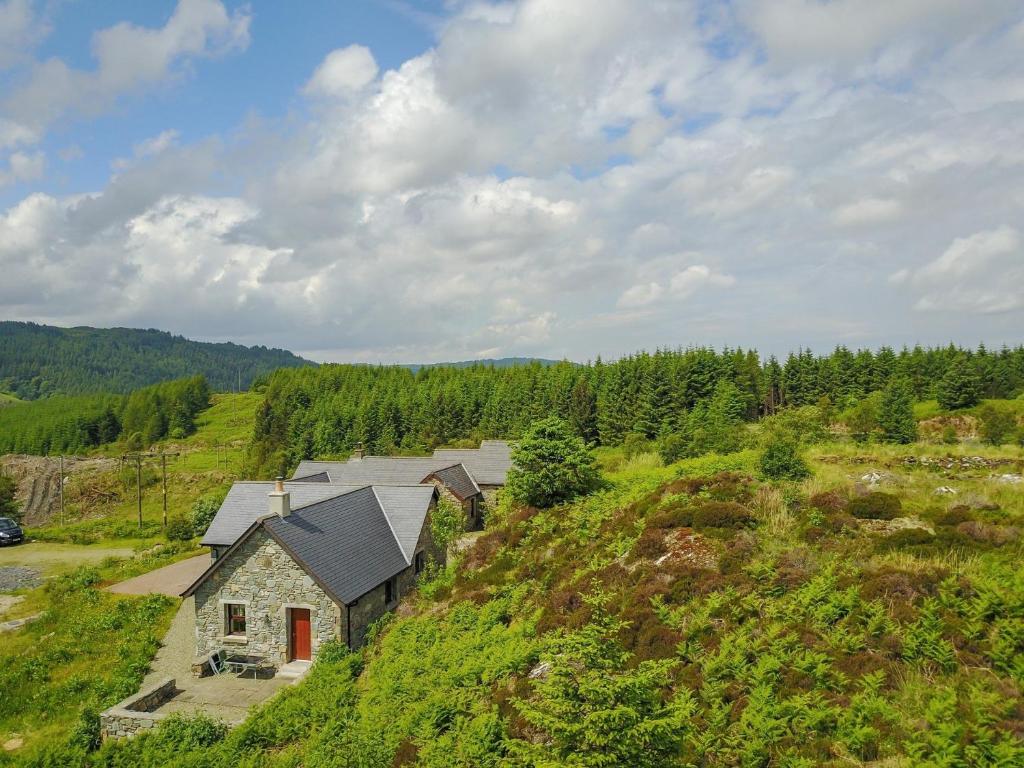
xmin=289 ymin=484 xmax=371 ymax=512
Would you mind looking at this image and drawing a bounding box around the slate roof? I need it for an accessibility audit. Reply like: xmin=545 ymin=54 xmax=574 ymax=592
xmin=185 ymin=483 xmax=437 ymax=604
xmin=432 ymin=440 xmax=513 ymax=485
xmin=292 ymin=440 xmax=513 ymax=489
xmin=293 ymin=458 xmax=481 ymax=500
xmin=291 ymin=471 xmax=330 ymax=483
xmin=265 ymin=484 xmax=435 ymax=603
xmin=425 ymin=463 xmax=480 ymax=500
xmin=200 ymin=481 xmax=363 ymax=547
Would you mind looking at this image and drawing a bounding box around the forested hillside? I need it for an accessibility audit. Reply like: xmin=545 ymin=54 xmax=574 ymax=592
xmin=0 ymin=376 xmax=212 ymax=454
xmin=247 ymin=344 xmax=1024 ymax=473
xmin=0 ymin=322 xmax=313 ymax=399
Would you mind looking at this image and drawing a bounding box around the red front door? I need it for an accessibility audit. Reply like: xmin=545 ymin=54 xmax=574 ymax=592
xmin=290 ymin=608 xmax=311 ymax=661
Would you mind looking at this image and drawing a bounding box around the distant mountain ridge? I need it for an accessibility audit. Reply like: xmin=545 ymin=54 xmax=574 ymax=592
xmin=406 ymin=357 xmax=564 ymax=372
xmin=0 ymin=322 xmax=315 ymax=399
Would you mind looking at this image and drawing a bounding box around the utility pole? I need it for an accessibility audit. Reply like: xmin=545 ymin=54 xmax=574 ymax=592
xmin=159 ymin=452 xmax=179 ymax=529
xmin=123 ymin=452 xmax=157 ymax=530
xmin=136 ymin=456 xmax=142 ymax=530
xmin=58 ymin=455 xmax=65 ymax=527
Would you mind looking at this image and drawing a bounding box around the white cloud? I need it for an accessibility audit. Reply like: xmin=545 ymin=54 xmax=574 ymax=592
xmin=617 ymin=282 xmax=663 ymax=309
xmin=304 ymin=45 xmax=379 ymax=98
xmin=0 ymin=0 xmax=46 ymax=70
xmin=739 ymin=0 xmax=1019 ymax=68
xmin=112 ymin=129 xmax=181 ymax=170
xmin=1 ymin=0 xmax=1024 ymax=360
xmin=2 ymin=0 xmax=249 ymax=140
xmin=832 ymin=197 xmax=904 ymax=227
xmin=670 ymin=265 xmax=737 ymax=297
xmin=901 ymin=227 xmax=1023 ymax=314
xmin=0 ymin=149 xmax=44 ymax=186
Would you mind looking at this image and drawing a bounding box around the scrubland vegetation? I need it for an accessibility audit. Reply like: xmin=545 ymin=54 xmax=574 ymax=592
xmin=8 ymin=414 xmax=1015 ymax=767
xmin=1 ymin=341 xmax=1023 ymax=766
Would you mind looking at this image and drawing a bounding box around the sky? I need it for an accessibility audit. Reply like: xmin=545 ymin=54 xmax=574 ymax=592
xmin=0 ymin=0 xmax=1022 ymax=364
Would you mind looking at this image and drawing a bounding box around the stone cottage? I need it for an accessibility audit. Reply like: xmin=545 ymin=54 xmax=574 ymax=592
xmin=182 ymin=481 xmax=442 ymax=667
xmin=291 ymin=439 xmax=513 ymax=530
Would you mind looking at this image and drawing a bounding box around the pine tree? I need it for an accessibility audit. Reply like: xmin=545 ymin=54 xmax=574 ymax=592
xmin=878 ymin=378 xmax=917 ymax=444
xmin=936 ymin=357 xmax=982 ymax=410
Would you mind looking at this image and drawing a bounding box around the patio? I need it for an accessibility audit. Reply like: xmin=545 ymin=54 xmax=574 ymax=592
xmin=140 ymin=597 xmax=300 ymax=724
xmin=151 ymin=669 xmax=292 ymax=723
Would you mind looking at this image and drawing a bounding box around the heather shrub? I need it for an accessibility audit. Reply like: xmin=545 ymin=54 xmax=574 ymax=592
xmin=848 ymin=492 xmax=902 ymax=520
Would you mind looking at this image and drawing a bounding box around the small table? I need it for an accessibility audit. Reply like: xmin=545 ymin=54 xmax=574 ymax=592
xmin=223 ymin=653 xmax=268 ymax=679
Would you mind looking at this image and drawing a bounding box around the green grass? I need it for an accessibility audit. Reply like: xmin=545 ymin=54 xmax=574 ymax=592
xmin=0 ymin=568 xmax=177 ymax=762
xmin=35 ymin=393 xmax=259 ymax=543
xmin=0 ymin=391 xmax=20 ymax=407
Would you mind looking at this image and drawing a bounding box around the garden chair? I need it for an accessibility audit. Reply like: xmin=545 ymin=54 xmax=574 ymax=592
xmin=209 ymin=649 xmax=227 ymax=676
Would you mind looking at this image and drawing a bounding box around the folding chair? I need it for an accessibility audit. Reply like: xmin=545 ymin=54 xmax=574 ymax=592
xmin=209 ymin=649 xmax=227 ymax=676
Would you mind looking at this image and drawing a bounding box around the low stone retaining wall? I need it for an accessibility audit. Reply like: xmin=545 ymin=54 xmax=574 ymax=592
xmin=99 ymin=677 xmax=177 ymax=740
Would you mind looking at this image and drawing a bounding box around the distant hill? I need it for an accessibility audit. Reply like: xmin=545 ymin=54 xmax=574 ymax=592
xmin=407 ymin=357 xmax=565 ymax=372
xmin=0 ymin=322 xmax=315 ymax=399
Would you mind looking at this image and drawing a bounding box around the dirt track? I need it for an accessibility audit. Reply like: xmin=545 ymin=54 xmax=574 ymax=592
xmin=0 ymin=455 xmax=116 ymax=526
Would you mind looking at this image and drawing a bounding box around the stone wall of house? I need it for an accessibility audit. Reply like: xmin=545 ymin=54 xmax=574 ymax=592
xmin=99 ymin=678 xmax=176 ymax=741
xmin=341 ymin=500 xmax=446 ymax=649
xmin=427 ymin=480 xmax=482 ymax=530
xmin=193 ymin=529 xmax=340 ymax=665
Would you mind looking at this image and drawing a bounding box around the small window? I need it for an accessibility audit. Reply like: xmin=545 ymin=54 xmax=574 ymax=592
xmin=384 ymin=577 xmax=397 ymax=606
xmin=415 ymin=551 xmax=425 ymax=575
xmin=225 ymin=604 xmax=246 ymax=636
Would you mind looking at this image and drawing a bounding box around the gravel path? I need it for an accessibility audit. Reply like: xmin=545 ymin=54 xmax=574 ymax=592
xmin=143 ymin=596 xmax=197 ymax=688
xmin=106 ymin=554 xmax=210 ymax=597
xmin=0 ymin=566 xmax=41 ymax=592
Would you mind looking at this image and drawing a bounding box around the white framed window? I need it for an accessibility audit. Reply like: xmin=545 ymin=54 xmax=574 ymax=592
xmin=225 ymin=603 xmax=246 ymax=637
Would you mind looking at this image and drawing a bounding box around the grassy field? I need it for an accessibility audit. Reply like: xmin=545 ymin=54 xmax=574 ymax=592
xmin=0 ymin=392 xmax=19 ymax=407
xmin=27 ymin=392 xmax=259 ymax=543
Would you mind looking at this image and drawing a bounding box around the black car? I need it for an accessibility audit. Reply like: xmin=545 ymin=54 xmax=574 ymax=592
xmin=0 ymin=517 xmax=23 ymax=545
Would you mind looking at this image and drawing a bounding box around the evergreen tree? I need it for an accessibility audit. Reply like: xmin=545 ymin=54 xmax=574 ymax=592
xmin=936 ymin=357 xmax=982 ymax=410
xmin=878 ymin=378 xmax=917 ymax=444
xmin=506 ymin=418 xmax=600 ymax=508
xmin=567 ymin=377 xmax=598 ymax=443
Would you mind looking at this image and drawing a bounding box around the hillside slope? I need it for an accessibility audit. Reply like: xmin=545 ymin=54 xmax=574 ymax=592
xmin=76 ymin=444 xmax=1024 ymax=767
xmin=0 ymin=322 xmax=314 ymax=398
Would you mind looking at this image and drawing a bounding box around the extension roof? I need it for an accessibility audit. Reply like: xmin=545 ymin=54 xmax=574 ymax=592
xmin=292 ymin=440 xmax=512 ymax=490
xmin=184 ymin=483 xmax=437 ymax=605
xmin=292 ymin=458 xmax=480 ymax=500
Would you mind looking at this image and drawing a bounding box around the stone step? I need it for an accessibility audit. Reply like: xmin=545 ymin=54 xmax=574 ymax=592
xmin=277 ymin=660 xmax=312 ymax=680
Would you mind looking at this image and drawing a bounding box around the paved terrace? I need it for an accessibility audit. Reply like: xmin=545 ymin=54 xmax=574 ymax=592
xmin=107 ymin=554 xmax=298 ymax=725
xmin=143 ymin=596 xmax=293 ymax=722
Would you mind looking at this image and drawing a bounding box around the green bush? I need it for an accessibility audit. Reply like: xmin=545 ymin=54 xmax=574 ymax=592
xmin=190 ymin=495 xmax=222 ymax=537
xmin=876 ymin=528 xmax=935 ymax=552
xmin=165 ymin=515 xmax=195 ymax=542
xmin=692 ymin=501 xmax=755 ymax=529
xmin=758 ymin=432 xmax=811 ymax=480
xmin=978 ymin=403 xmax=1018 ymax=446
xmin=848 ymin=492 xmax=902 ymax=520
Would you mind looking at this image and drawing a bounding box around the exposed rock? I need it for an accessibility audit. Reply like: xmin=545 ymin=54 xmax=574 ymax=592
xmin=528 ymin=661 xmax=551 ymax=680
xmin=996 ymin=474 xmax=1023 ymax=485
xmin=858 ymin=517 xmax=935 ymax=535
xmin=934 ymin=486 xmax=957 ymax=495
xmin=0 ymin=566 xmax=41 ymax=592
xmin=3 ymin=736 xmax=23 ymax=752
xmin=654 ymin=529 xmax=717 ymax=570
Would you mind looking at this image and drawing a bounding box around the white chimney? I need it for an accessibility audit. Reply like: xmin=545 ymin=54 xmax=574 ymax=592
xmin=269 ymin=477 xmax=290 ymax=518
